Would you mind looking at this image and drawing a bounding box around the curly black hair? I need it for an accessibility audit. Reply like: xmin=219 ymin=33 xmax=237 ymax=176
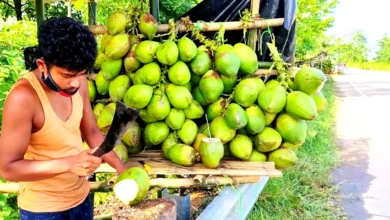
xmin=37 ymin=16 xmax=97 ymax=73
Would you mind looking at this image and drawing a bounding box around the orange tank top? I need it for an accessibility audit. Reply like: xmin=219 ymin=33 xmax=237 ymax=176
xmin=17 ymin=72 xmax=90 ymax=212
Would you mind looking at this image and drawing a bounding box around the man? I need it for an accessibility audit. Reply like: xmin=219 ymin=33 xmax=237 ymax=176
xmin=0 ymin=17 xmax=127 ymax=219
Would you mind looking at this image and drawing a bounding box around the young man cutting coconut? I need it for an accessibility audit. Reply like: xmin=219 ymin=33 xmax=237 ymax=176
xmin=0 ymin=17 xmax=127 ymax=219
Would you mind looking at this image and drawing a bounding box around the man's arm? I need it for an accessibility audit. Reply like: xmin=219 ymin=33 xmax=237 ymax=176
xmin=79 ymin=76 xmax=127 ymax=174
xmin=0 ymin=84 xmax=100 ymax=182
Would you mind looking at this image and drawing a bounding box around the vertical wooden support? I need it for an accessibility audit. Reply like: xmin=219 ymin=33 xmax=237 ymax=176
xmin=248 ymin=0 xmax=260 ymax=51
xmin=36 ymin=0 xmax=45 ymax=30
xmin=150 ymin=0 xmax=159 ymax=22
xmin=88 ymin=0 xmax=97 ymax=25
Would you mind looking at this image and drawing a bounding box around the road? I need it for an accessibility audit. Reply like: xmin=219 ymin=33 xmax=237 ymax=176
xmin=332 ymin=68 xmax=390 ymax=220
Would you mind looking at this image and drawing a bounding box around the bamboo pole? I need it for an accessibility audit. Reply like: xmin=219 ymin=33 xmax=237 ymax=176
xmin=0 ymin=176 xmax=262 ymax=194
xmin=248 ymin=0 xmax=261 ymax=50
xmin=88 ymin=18 xmax=284 ymax=35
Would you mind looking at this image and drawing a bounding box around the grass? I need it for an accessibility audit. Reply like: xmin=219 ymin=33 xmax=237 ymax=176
xmin=247 ymin=78 xmax=346 ymax=220
xmin=347 ymin=62 xmax=390 ymax=72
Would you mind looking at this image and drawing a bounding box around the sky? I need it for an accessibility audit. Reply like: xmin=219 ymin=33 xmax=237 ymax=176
xmin=326 ymin=0 xmax=390 ymax=59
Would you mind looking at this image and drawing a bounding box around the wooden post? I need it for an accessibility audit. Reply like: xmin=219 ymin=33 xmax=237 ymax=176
xmin=248 ymin=0 xmax=260 ymax=51
xmin=35 ymin=0 xmax=45 ymax=30
xmin=150 ymin=0 xmax=159 ymax=23
xmin=88 ymin=0 xmax=97 ymax=25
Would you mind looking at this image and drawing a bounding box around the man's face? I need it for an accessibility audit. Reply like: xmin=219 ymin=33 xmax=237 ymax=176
xmin=37 ymin=59 xmax=86 ymax=93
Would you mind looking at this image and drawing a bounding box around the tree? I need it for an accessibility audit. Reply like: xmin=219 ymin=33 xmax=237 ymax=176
xmin=295 ymin=0 xmax=338 ymax=61
xmin=375 ymin=34 xmax=390 ymax=63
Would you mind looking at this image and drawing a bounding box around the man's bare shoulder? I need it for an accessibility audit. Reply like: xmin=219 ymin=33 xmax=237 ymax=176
xmin=4 ymin=78 xmax=38 ymax=113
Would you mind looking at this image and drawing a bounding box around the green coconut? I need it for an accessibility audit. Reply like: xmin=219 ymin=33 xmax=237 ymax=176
xmin=107 ymin=9 xmax=127 ymax=35
xmin=139 ymin=109 xmax=158 ymax=124
xmin=177 ymin=119 xmax=198 ymax=145
xmin=109 ymin=75 xmax=131 ymax=102
xmin=210 ymin=116 xmax=236 ymax=144
xmin=113 ymin=167 xmax=150 ymax=205
xmin=215 ymin=44 xmax=241 ymax=77
xmin=285 ymin=91 xmax=317 ymax=120
xmin=200 ymin=138 xmax=225 ymax=168
xmin=257 ymin=85 xmax=287 ymax=114
xmin=233 ymin=43 xmax=258 ymax=75
xmin=199 ymin=70 xmax=224 ymax=103
xmin=268 ymin=148 xmax=298 ymax=169
xmin=147 ymin=89 xmax=171 ymax=121
xmin=94 ymin=52 xmax=108 ymax=69
xmin=229 ymin=134 xmax=253 ymax=160
xmin=135 ymin=40 xmax=161 ymax=64
xmin=121 ymin=121 xmax=143 ymax=154
xmin=113 ymin=142 xmax=129 ymax=163
xmin=177 ymin=36 xmax=197 ymax=62
xmin=247 ymin=149 xmax=267 ymax=162
xmin=105 ymin=33 xmax=131 ymax=60
xmin=254 ymin=127 xmax=282 ymax=152
xmin=134 ymin=62 xmax=161 ymax=86
xmin=144 ymin=122 xmax=170 ymax=145
xmin=206 ymin=98 xmax=226 ymax=121
xmin=190 ymin=50 xmax=211 ymax=75
xmin=221 ymin=75 xmax=238 ymax=94
xmin=276 ymin=113 xmax=307 ymax=145
xmin=156 ymin=40 xmax=179 ymax=65
xmin=93 ymin=103 xmax=105 ymax=119
xmin=123 ymin=85 xmax=154 ymax=109
xmin=95 ymin=71 xmax=110 ymax=95
xmin=264 ymin=112 xmax=277 ymax=126
xmin=245 ymin=105 xmax=266 ymax=135
xmin=166 ymin=84 xmax=193 ymax=109
xmin=101 ymin=59 xmax=122 ymax=81
xmin=168 ymin=61 xmax=191 ymax=86
xmin=96 ymin=103 xmax=116 ymax=132
xmin=138 ymin=13 xmax=158 ymax=40
xmin=192 ymin=86 xmax=210 ymax=106
xmin=165 ymin=108 xmax=186 ymax=130
xmin=88 ymin=80 xmax=96 ymax=102
xmin=184 ymin=100 xmax=204 ymax=119
xmin=310 ymin=91 xmax=328 ymax=113
xmin=224 ymin=103 xmax=248 ymax=129
xmin=124 ymin=44 xmax=141 ymax=73
xmin=162 ymin=133 xmax=179 ymax=159
xmin=294 ymin=67 xmax=326 ymax=95
xmin=192 ymin=133 xmax=208 ymax=153
xmin=168 ymin=144 xmax=197 ymax=166
xmin=234 ymin=78 xmax=263 ymax=107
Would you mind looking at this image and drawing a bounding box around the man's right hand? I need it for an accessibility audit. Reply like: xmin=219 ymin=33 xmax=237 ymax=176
xmin=68 ymin=149 xmax=102 ymax=177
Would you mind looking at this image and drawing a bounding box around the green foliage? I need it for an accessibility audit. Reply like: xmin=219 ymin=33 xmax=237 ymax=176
xmin=0 ymin=19 xmax=37 ymax=130
xmin=347 ymin=62 xmax=390 ymax=72
xmin=374 ymin=34 xmax=390 ymax=63
xmin=0 ymin=178 xmax=19 ymax=219
xmin=248 ymin=79 xmax=345 ymax=220
xmin=158 ymin=0 xmax=198 ymax=24
xmin=296 ymin=0 xmax=338 ymax=61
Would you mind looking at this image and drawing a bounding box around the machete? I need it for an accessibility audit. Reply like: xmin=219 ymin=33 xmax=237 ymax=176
xmin=93 ymin=101 xmax=139 ymax=157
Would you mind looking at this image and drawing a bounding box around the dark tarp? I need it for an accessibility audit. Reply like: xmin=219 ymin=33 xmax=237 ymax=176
xmin=178 ymin=0 xmax=297 ymax=64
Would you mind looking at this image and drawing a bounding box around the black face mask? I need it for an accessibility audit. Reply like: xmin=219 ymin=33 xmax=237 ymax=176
xmin=41 ymin=68 xmax=79 ymax=97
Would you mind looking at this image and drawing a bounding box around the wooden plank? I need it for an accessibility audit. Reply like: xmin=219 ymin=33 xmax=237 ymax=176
xmin=88 ymin=18 xmax=284 ymax=35
xmin=0 ymin=176 xmax=264 ymax=193
xmin=96 ymin=160 xmax=282 ymax=177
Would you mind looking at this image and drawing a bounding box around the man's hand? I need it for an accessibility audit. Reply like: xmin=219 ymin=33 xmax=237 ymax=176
xmin=79 ymin=75 xmax=128 ymax=175
xmin=68 ymin=149 xmax=102 ymax=177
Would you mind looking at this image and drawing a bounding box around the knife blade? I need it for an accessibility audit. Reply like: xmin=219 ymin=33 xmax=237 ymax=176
xmin=93 ymin=101 xmax=139 ymax=157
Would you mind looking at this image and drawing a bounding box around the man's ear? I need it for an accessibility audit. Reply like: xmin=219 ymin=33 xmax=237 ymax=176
xmin=36 ymin=58 xmax=46 ymax=73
